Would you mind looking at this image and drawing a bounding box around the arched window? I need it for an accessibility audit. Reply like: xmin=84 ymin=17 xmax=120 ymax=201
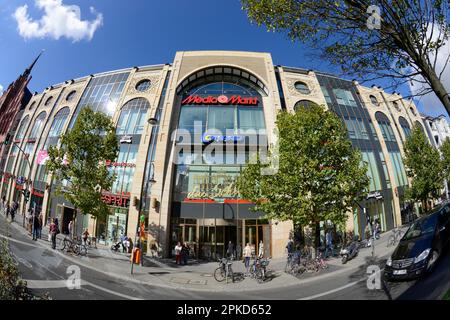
xmin=29 ymin=101 xmax=36 ymax=110
xmin=294 ymin=81 xmax=311 ymax=94
xmin=44 ymin=96 xmax=53 ymax=106
xmin=66 ymin=90 xmax=76 ymax=102
xmin=410 ymin=106 xmax=417 ymax=116
xmin=399 ymin=116 xmax=411 ymax=138
xmin=15 ymin=116 xmax=30 ymax=140
xmin=375 ymin=112 xmax=397 ymax=142
xmin=415 ymin=121 xmax=425 ymax=133
xmin=369 ymin=95 xmax=378 ymax=105
xmin=29 ymin=112 xmax=47 ymax=140
xmin=116 ymin=98 xmax=150 ymax=135
xmin=44 ymin=107 xmax=70 ymax=149
xmin=294 ymin=100 xmax=319 ymax=112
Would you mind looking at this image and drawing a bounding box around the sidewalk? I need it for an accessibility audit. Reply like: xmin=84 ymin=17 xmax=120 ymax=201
xmin=1 ymin=212 xmax=401 ymax=292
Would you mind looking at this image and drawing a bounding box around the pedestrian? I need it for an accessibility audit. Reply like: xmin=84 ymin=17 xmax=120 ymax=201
xmin=82 ymin=228 xmax=89 ymax=245
xmin=226 ymin=241 xmax=234 ymax=260
xmin=374 ymin=219 xmax=381 ymax=239
xmin=174 ymin=242 xmax=182 ymax=265
xmin=181 ymin=243 xmax=190 ymax=265
xmin=286 ymin=238 xmax=294 ymax=254
xmin=120 ymin=233 xmax=127 ymax=252
xmin=32 ymin=213 xmax=40 ymax=241
xmin=37 ymin=214 xmax=43 ymax=239
xmin=10 ymin=202 xmax=15 ymax=222
xmin=5 ymin=203 xmax=10 ymax=219
xmin=68 ymin=220 xmax=74 ymax=239
xmin=236 ymin=243 xmax=242 ymax=260
xmin=258 ymin=240 xmax=264 ymax=258
xmin=325 ymin=229 xmax=333 ymax=258
xmin=49 ymin=218 xmax=59 ymax=249
xmin=243 ymin=243 xmax=252 ymax=275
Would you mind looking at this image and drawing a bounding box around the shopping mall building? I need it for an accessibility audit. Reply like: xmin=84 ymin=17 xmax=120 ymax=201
xmin=0 ymin=51 xmax=429 ymax=259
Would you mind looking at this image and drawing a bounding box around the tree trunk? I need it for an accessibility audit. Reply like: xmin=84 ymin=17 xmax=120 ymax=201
xmin=314 ymin=221 xmax=321 ymax=259
xmin=418 ymin=59 xmax=450 ymax=117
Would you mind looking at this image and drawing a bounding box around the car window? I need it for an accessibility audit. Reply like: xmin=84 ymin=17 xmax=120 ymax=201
xmin=403 ymin=214 xmax=438 ymax=240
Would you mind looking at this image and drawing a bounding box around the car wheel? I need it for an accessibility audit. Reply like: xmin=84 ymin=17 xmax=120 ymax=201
xmin=426 ymin=250 xmax=439 ymax=272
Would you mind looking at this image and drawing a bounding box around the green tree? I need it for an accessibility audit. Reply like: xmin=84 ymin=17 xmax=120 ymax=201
xmin=440 ymin=137 xmax=450 ymax=197
xmin=241 ymin=0 xmax=450 ymax=116
xmin=46 ymin=107 xmax=119 ymax=229
xmin=238 ymin=105 xmax=369 ymax=254
xmin=403 ymin=124 xmax=444 ymax=211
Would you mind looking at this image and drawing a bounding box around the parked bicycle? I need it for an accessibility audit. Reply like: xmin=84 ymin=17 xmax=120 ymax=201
xmin=214 ymin=258 xmax=234 ymax=283
xmin=387 ymin=227 xmax=404 ymax=247
xmin=60 ymin=236 xmax=80 ymax=255
xmin=249 ymin=257 xmax=270 ymax=283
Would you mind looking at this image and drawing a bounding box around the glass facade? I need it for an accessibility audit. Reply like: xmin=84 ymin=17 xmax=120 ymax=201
xmin=69 ymin=72 xmax=129 ymax=128
xmin=15 ymin=116 xmax=29 ymax=140
xmin=399 ymin=116 xmax=412 ymax=138
xmin=317 ymin=74 xmax=394 ymax=234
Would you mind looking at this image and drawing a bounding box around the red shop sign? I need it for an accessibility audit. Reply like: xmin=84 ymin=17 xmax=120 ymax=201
xmin=101 ymin=192 xmax=130 ymax=208
xmin=181 ymin=95 xmax=258 ymax=106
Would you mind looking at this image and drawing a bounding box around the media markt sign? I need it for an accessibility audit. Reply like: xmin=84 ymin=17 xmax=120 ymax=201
xmin=181 ymin=95 xmax=259 ymax=106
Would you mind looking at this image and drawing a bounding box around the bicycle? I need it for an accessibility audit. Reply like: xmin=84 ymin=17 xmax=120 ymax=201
xmin=285 ymin=252 xmax=301 ymax=273
xmin=249 ymin=257 xmax=270 ymax=283
xmin=387 ymin=227 xmax=404 ymax=247
xmin=214 ymin=258 xmax=234 ymax=283
xmin=60 ymin=236 xmax=80 ymax=255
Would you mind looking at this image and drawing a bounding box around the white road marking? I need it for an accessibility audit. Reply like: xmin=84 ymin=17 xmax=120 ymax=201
xmin=298 ymin=268 xmax=385 ymax=300
xmin=25 ymin=279 xmax=141 ymax=300
xmin=298 ymin=279 xmax=364 ymax=300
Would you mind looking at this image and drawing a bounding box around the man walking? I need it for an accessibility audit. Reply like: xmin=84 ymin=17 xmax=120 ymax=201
xmin=32 ymin=213 xmax=40 ymax=241
xmin=227 ymin=241 xmax=234 ymax=260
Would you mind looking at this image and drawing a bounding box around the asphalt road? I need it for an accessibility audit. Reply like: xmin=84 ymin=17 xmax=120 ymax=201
xmin=1 ymin=217 xmax=449 ymax=300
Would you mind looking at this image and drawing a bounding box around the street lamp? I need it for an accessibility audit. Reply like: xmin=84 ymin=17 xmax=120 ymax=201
xmin=131 ymin=115 xmax=159 ymax=274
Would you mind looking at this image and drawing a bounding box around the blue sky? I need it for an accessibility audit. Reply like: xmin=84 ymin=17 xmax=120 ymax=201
xmin=0 ymin=0 xmax=447 ymax=117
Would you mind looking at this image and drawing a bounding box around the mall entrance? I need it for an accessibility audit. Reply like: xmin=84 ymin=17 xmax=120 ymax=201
xmin=170 ymin=218 xmax=271 ymax=260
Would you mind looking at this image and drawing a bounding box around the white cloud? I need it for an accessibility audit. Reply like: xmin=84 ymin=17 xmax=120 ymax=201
xmin=408 ymin=24 xmax=450 ymax=116
xmin=13 ymin=0 xmax=103 ymax=42
xmin=0 ymin=84 xmax=4 ymax=94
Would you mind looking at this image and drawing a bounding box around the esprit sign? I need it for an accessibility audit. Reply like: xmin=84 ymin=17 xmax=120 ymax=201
xmin=181 ymin=95 xmax=258 ymax=106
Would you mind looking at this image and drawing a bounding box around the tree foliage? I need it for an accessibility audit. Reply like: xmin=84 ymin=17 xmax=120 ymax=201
xmin=441 ymin=137 xmax=450 ymax=183
xmin=46 ymin=107 xmax=118 ymax=220
xmin=403 ymin=124 xmax=444 ymax=207
xmin=241 ymin=0 xmax=450 ymax=115
xmin=238 ymin=105 xmax=369 ymax=248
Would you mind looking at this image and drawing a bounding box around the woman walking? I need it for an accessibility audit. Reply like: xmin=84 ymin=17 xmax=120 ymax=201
xmin=174 ymin=242 xmax=182 ymax=265
xmin=49 ymin=218 xmax=59 ymax=249
xmin=243 ymin=243 xmax=252 ymax=276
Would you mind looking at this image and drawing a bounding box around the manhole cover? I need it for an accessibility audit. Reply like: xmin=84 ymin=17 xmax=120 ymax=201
xmin=201 ymin=273 xmax=213 ymax=277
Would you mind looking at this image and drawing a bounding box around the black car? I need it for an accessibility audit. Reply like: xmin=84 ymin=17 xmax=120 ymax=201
xmin=384 ymin=202 xmax=450 ymax=281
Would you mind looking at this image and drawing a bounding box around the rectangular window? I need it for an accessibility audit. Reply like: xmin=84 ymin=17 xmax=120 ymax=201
xmin=207 ymin=106 xmax=235 ymax=133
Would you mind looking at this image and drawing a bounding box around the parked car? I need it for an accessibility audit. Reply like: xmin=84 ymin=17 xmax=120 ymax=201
xmin=384 ymin=202 xmax=450 ymax=281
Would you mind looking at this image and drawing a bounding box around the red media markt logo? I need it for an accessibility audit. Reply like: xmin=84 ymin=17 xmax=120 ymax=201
xmin=217 ymin=95 xmax=228 ymax=104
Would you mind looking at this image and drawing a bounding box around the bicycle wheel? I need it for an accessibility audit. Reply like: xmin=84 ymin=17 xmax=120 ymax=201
xmin=79 ymin=245 xmax=88 ymax=256
xmin=214 ymin=267 xmax=226 ymax=282
xmin=72 ymin=244 xmax=80 ymax=255
xmin=256 ymin=268 xmax=264 ymax=283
